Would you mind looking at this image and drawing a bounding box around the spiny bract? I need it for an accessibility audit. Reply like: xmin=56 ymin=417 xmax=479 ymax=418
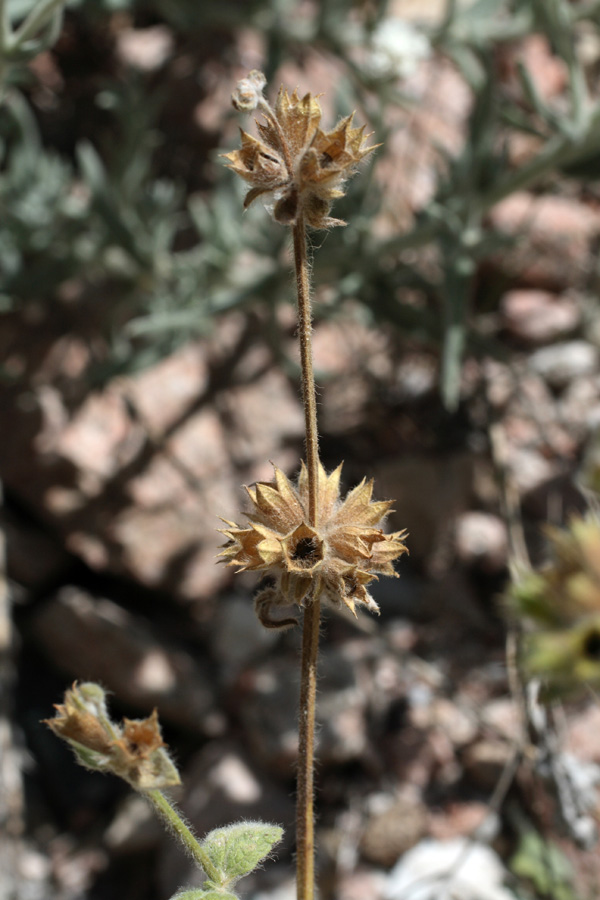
xmin=219 ymin=462 xmax=408 ymax=629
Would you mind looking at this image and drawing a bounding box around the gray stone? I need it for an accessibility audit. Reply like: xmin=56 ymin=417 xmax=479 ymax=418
xmin=530 ymin=341 xmax=599 ymax=389
xmin=31 ymin=587 xmax=218 ymax=732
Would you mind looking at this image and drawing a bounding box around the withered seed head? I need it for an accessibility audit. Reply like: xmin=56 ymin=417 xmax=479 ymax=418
xmin=219 ymin=462 xmax=408 ymax=629
xmin=222 ymin=72 xmax=378 ymax=229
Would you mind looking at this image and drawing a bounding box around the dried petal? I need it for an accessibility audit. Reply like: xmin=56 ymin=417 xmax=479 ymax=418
xmin=222 ymin=130 xmax=286 ymax=191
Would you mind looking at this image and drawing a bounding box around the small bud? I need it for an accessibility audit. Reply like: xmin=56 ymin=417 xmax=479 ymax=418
xmin=45 ymin=682 xmax=181 ymax=791
xmin=231 ymin=70 xmax=266 ymax=111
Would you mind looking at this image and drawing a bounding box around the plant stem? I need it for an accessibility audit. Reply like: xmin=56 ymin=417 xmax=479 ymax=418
xmin=292 ymin=217 xmax=319 ymax=526
xmin=296 ymin=597 xmax=320 ymax=900
xmin=146 ymin=789 xmax=222 ymax=885
xmin=292 ymin=214 xmax=320 ymax=900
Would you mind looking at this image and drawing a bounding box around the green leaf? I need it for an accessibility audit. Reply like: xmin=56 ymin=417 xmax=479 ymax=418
xmin=200 ymin=822 xmax=283 ymax=886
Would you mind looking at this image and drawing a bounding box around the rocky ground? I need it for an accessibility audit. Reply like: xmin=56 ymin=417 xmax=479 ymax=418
xmin=4 ymin=267 xmax=600 ymax=899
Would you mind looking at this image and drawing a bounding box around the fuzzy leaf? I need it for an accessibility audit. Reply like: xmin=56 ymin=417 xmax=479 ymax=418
xmin=200 ymin=822 xmax=283 ymax=885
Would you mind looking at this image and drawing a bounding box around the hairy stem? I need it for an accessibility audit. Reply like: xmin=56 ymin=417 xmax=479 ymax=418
xmin=292 ymin=218 xmax=319 ymax=526
xmin=296 ymin=598 xmax=320 ymax=900
xmin=292 ymin=215 xmax=320 ymax=900
xmin=146 ymin=789 xmax=222 ymax=885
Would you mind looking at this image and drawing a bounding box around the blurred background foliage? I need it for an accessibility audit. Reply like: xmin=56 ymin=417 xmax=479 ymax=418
xmin=3 ymin=0 xmax=600 ymax=404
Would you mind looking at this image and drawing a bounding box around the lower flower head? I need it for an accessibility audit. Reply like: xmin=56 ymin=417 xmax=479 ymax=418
xmin=219 ymin=462 xmax=408 ymax=629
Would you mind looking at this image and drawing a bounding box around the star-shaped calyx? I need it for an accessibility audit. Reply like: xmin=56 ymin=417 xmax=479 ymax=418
xmin=219 ymin=462 xmax=408 ymax=629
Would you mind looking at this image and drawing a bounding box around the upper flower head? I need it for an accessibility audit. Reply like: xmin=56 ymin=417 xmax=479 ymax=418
xmin=222 ymin=73 xmax=378 ymax=229
xmin=219 ymin=462 xmax=408 ymax=629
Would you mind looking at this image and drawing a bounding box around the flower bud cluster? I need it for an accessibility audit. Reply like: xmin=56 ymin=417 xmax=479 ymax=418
xmin=45 ymin=682 xmax=180 ymax=790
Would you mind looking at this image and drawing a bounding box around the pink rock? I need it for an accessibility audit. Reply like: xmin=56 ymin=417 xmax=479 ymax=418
xmin=413 ymin=697 xmax=478 ymax=747
xmin=501 ymin=290 xmax=580 ymax=343
xmin=559 ymin=377 xmax=600 ymax=438
xmin=490 ymin=193 xmax=600 ymax=288
xmin=219 ymin=367 xmax=304 ymax=466
xmin=482 ymin=698 xmax=522 ymax=742
xmin=429 ymin=801 xmax=490 ymax=840
xmin=0 ymin=305 xmax=309 ymax=601
xmin=116 ymin=26 xmax=173 ymax=71
xmin=126 ymin=342 xmax=209 ymax=434
xmin=31 ymin=587 xmax=218 ymax=731
xmin=310 ymin=318 xmax=390 ymax=375
xmin=505 ymin=445 xmax=557 ymax=495
xmin=455 ymin=512 xmax=508 ymax=572
xmin=360 ymin=796 xmax=427 ymax=867
xmin=337 ymin=868 xmax=387 ymax=900
xmin=492 ymin=193 xmax=598 ymax=241
xmin=375 ymin=56 xmax=471 ymax=222
xmin=53 ymin=388 xmax=138 ymax=480
xmin=461 ymin=739 xmax=513 ymax=790
xmin=515 ymin=35 xmax=567 ymax=101
xmin=566 ymin=704 xmax=600 ymax=762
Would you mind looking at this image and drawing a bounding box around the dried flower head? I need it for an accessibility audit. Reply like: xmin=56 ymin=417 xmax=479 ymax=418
xmin=219 ymin=462 xmax=408 ymax=629
xmin=222 ymin=72 xmax=378 ymax=228
xmin=508 ymin=516 xmax=600 ymax=696
xmin=45 ymin=682 xmax=180 ymax=790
